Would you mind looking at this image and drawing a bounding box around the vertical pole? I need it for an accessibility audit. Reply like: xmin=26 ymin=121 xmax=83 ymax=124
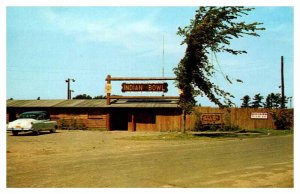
xmin=66 ymin=78 xmax=70 ymax=100
xmin=162 ymin=35 xmax=165 ymax=78
xmin=131 ymin=113 xmax=136 ymax=132
xmin=106 ymin=75 xmax=111 ymax=105
xmin=181 ymin=110 xmax=186 ymax=133
xmin=106 ymin=75 xmax=111 ymax=131
xmin=281 ymin=56 xmax=285 ymax=108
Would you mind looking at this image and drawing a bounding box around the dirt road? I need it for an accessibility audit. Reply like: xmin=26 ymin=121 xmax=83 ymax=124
xmin=7 ymin=131 xmax=293 ymax=188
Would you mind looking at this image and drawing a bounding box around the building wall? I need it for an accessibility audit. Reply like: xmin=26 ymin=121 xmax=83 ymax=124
xmin=6 ymin=108 xmax=108 ymax=130
xmin=115 ymin=108 xmax=182 ymax=132
xmin=7 ymin=107 xmax=294 ymax=131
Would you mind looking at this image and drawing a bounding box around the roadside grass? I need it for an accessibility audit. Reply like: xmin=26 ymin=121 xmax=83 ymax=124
xmin=120 ymin=128 xmax=293 ymax=141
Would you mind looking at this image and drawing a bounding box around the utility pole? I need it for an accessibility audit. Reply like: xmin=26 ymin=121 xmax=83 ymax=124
xmin=162 ymin=35 xmax=165 ymax=78
xmin=65 ymin=78 xmax=75 ymax=100
xmin=280 ymin=56 xmax=285 ymax=108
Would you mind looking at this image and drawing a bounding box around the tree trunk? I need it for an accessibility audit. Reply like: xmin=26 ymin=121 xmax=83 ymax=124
xmin=182 ymin=110 xmax=186 ymax=133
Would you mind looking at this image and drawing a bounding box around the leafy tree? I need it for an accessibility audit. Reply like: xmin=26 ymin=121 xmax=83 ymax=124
xmin=73 ymin=94 xmax=92 ymax=99
xmin=93 ymin=95 xmax=106 ymax=99
xmin=264 ymin=93 xmax=281 ymax=108
xmin=241 ymin=95 xmax=251 ymax=108
xmin=270 ymin=109 xmax=293 ymax=130
xmin=251 ymin=93 xmax=264 ymax=108
xmin=173 ymin=6 xmax=264 ymax=131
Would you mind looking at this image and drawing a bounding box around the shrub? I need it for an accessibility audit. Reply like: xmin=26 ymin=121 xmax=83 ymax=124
xmin=220 ymin=124 xmax=242 ymax=132
xmin=193 ymin=111 xmax=203 ymax=131
xmin=270 ymin=109 xmax=293 ymax=130
xmin=58 ymin=118 xmax=87 ymax=130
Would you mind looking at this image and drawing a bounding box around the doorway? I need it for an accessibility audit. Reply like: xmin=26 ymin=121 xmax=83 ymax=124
xmin=110 ymin=109 xmax=128 ymax=131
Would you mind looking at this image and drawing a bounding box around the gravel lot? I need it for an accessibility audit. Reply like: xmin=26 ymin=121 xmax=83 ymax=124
xmin=7 ymin=130 xmax=293 ymax=188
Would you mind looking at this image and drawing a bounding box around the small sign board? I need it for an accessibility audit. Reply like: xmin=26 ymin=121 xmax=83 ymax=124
xmin=201 ymin=113 xmax=223 ymax=125
xmin=251 ymin=112 xmax=268 ymax=119
xmin=105 ymin=84 xmax=112 ymax=93
xmin=121 ymin=83 xmax=168 ymax=92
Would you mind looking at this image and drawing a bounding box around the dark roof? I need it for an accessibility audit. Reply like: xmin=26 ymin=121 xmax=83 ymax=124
xmin=7 ymin=99 xmax=180 ymax=109
xmin=6 ymin=99 xmax=106 ymax=108
xmin=109 ymin=99 xmax=179 ymax=108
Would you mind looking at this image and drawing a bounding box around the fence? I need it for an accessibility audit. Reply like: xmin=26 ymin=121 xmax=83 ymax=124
xmin=185 ymin=107 xmax=294 ymax=130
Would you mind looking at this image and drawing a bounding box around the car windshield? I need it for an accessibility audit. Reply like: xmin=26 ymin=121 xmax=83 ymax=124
xmin=19 ymin=113 xmax=42 ymax=119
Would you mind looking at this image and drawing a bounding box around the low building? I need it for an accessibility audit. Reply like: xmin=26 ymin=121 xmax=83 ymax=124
xmin=7 ymin=99 xmax=292 ymax=131
xmin=6 ymin=99 xmax=182 ymax=131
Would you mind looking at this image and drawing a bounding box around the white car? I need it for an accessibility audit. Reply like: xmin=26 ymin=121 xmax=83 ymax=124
xmin=7 ymin=111 xmax=58 ymax=136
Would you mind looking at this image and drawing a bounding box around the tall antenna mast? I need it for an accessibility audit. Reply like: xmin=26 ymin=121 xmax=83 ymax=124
xmin=162 ymin=35 xmax=165 ymax=78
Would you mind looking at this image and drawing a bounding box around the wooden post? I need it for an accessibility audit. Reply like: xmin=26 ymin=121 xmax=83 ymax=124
xmin=106 ymin=75 xmax=111 ymax=105
xmin=106 ymin=75 xmax=111 ymax=131
xmin=106 ymin=112 xmax=110 ymax=131
xmin=132 ymin=113 xmax=136 ymax=132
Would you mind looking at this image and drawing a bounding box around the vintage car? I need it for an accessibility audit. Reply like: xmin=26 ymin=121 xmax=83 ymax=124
xmin=7 ymin=111 xmax=58 ymax=136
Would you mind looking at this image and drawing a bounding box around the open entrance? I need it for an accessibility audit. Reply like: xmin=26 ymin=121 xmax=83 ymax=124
xmin=110 ymin=109 xmax=128 ymax=131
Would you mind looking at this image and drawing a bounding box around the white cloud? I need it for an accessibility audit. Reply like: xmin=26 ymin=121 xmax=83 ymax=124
xmin=41 ymin=8 xmax=182 ymax=56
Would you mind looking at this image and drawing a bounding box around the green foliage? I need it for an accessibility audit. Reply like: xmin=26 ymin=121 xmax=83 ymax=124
xmin=241 ymin=95 xmax=250 ymax=108
xmin=59 ymin=118 xmax=87 ymax=130
xmin=93 ymin=95 xmax=106 ymax=99
xmin=270 ymin=109 xmax=293 ymax=130
xmin=174 ymin=6 xmax=265 ymax=112
xmin=264 ymin=93 xmax=281 ymax=108
xmin=193 ymin=111 xmax=203 ymax=131
xmin=220 ymin=125 xmax=242 ymax=132
xmin=59 ymin=118 xmax=68 ymax=130
xmin=73 ymin=94 xmax=92 ymax=99
xmin=251 ymin=93 xmax=264 ymax=108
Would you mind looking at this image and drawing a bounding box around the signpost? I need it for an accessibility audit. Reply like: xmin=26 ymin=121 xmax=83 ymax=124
xmin=105 ymin=75 xmax=178 ymax=105
xmin=105 ymin=75 xmax=178 ymax=131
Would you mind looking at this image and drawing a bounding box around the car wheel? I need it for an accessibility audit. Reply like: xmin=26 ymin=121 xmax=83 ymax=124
xmin=50 ymin=125 xmax=57 ymax=133
xmin=33 ymin=130 xmax=40 ymax=135
xmin=12 ymin=131 xmax=18 ymax=136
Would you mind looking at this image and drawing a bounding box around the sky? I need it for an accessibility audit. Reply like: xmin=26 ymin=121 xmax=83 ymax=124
xmin=6 ymin=6 xmax=294 ymax=107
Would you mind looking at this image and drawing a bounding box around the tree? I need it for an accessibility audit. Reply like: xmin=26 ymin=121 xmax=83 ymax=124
xmin=241 ymin=95 xmax=251 ymax=108
xmin=251 ymin=93 xmax=264 ymax=108
xmin=93 ymin=95 xmax=106 ymax=99
xmin=264 ymin=93 xmax=281 ymax=109
xmin=73 ymin=94 xmax=92 ymax=99
xmin=173 ymin=6 xmax=264 ymax=131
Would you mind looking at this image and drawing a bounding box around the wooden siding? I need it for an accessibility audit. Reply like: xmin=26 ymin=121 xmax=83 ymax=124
xmin=7 ymin=108 xmax=108 ymax=130
xmin=156 ymin=109 xmax=182 ymax=132
xmin=7 ymin=106 xmax=293 ymax=131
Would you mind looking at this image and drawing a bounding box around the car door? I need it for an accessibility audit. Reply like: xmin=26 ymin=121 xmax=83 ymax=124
xmin=33 ymin=113 xmax=49 ymax=131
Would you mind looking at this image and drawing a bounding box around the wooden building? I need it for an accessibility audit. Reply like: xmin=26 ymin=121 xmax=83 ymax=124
xmin=6 ymin=99 xmax=292 ymax=131
xmin=6 ymin=99 xmax=182 ymax=131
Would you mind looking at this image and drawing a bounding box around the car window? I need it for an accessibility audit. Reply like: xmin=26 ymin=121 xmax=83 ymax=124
xmin=19 ymin=113 xmax=39 ymax=119
xmin=37 ymin=114 xmax=45 ymax=120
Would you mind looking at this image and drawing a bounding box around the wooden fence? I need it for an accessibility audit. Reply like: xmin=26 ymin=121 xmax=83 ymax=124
xmin=185 ymin=107 xmax=294 ymax=130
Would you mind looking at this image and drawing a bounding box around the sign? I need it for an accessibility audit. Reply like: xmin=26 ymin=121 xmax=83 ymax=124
xmin=121 ymin=83 xmax=168 ymax=92
xmin=201 ymin=113 xmax=223 ymax=125
xmin=105 ymin=84 xmax=112 ymax=93
xmin=251 ymin=112 xmax=268 ymax=119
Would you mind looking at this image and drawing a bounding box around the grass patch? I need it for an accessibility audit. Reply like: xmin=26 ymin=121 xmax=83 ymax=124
xmin=251 ymin=128 xmax=294 ymax=136
xmin=120 ymin=128 xmax=293 ymax=141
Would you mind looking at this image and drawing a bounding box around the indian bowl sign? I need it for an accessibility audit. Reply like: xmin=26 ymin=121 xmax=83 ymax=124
xmin=121 ymin=83 xmax=168 ymax=93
